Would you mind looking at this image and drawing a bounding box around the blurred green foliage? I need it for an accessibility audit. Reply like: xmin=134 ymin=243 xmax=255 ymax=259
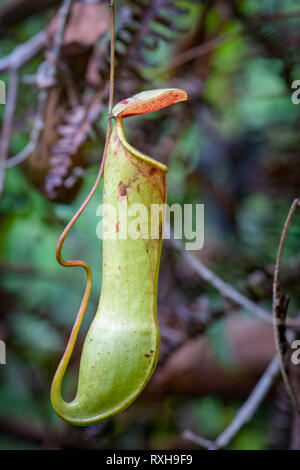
xmin=1 ymin=0 xmax=300 ymax=450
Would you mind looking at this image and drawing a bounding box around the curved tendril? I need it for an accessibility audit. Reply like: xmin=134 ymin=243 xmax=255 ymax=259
xmin=51 ymin=2 xmax=115 ymax=396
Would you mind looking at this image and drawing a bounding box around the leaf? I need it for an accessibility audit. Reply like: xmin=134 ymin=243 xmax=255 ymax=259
xmin=47 ymin=2 xmax=109 ymax=54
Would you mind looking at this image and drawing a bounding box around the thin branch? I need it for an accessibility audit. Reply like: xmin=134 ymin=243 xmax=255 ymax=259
xmin=184 ymin=355 xmax=280 ymax=449
xmin=50 ymin=0 xmax=73 ymax=69
xmin=0 ymin=32 xmax=45 ymax=191
xmin=170 ymin=236 xmax=300 ymax=328
xmin=4 ymin=0 xmax=74 ymax=172
xmin=273 ymin=198 xmax=300 ymax=414
xmin=170 ymin=237 xmax=272 ymax=323
xmin=0 ymin=31 xmax=46 ymax=73
xmin=182 ymin=430 xmax=216 ymax=450
xmin=184 ymin=199 xmax=300 ymax=450
xmin=5 ymin=90 xmax=47 ymax=168
xmin=214 ymin=356 xmax=280 ymax=449
xmin=0 ymin=31 xmax=46 ymax=179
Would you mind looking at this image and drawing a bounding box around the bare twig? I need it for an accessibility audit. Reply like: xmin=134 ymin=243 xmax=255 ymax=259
xmin=50 ymin=0 xmax=73 ymax=69
xmin=4 ymin=0 xmax=74 ymax=173
xmin=5 ymin=90 xmax=47 ymax=168
xmin=213 ymin=356 xmax=280 ymax=449
xmin=273 ymin=198 xmax=300 ymax=414
xmin=170 ymin=236 xmax=273 ymax=323
xmin=182 ymin=430 xmax=216 ymax=450
xmin=0 ymin=32 xmax=46 ymax=182
xmin=0 ymin=31 xmax=46 ymax=73
xmin=170 ymin=236 xmax=300 ymax=328
xmin=184 ymin=355 xmax=280 ymax=449
xmin=0 ymin=32 xmax=46 ymax=194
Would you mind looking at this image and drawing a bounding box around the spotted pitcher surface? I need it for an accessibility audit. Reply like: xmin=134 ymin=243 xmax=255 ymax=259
xmin=51 ymin=89 xmax=188 ymax=425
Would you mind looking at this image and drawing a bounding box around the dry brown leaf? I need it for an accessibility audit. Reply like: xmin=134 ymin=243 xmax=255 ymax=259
xmin=47 ymin=2 xmax=109 ymax=55
xmin=26 ymin=89 xmax=105 ymax=203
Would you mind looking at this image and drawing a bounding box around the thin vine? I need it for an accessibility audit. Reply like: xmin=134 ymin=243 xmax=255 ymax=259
xmin=51 ymin=0 xmax=115 ymax=393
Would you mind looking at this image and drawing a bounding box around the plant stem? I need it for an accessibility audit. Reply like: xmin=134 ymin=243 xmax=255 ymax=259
xmin=273 ymin=198 xmax=300 ymax=414
xmin=52 ymin=1 xmax=115 ymax=395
